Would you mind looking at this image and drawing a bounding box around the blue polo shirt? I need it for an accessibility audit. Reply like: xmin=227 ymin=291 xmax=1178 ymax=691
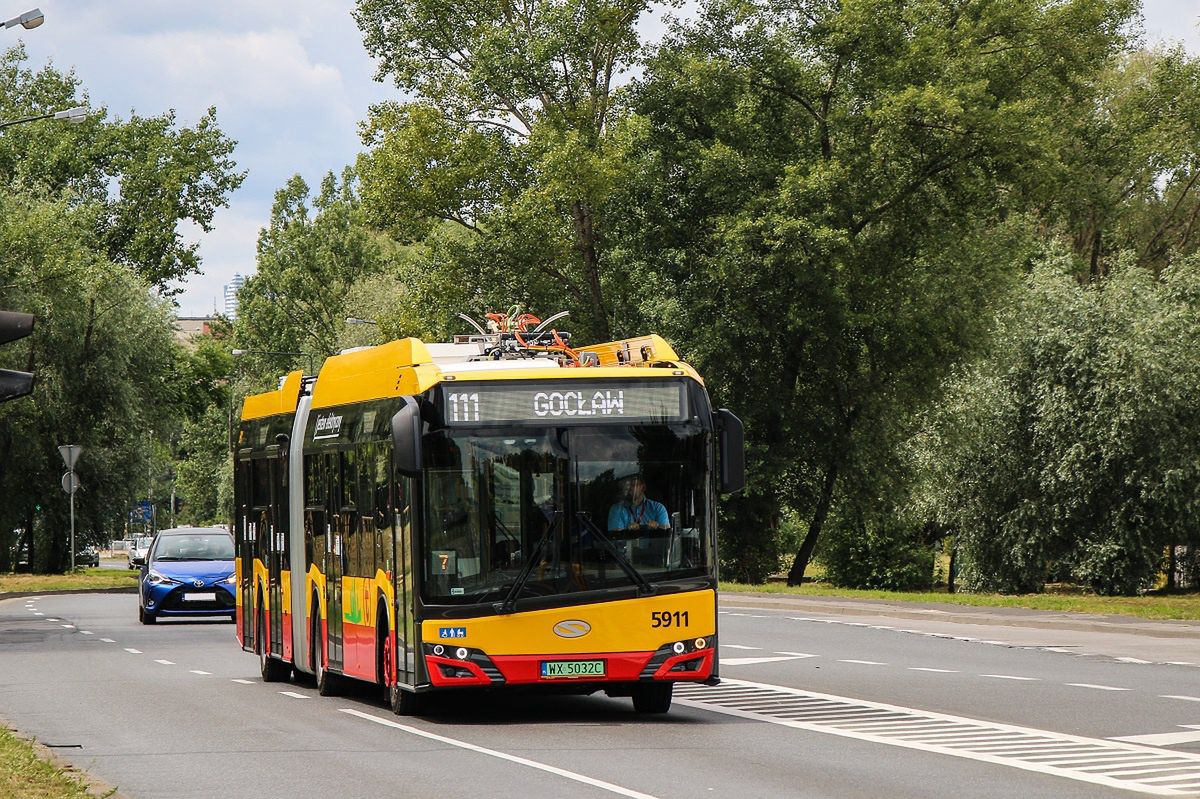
xmin=608 ymin=498 xmax=669 ymax=531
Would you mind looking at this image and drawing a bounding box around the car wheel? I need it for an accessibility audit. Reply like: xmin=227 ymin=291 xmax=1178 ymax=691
xmin=139 ymin=606 xmax=156 ymax=625
xmin=631 ymin=683 xmax=673 ymax=714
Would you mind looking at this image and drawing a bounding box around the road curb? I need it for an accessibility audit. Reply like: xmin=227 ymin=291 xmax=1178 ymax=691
xmin=720 ymin=592 xmax=1200 ymax=640
xmin=3 ymin=718 xmax=130 ymax=799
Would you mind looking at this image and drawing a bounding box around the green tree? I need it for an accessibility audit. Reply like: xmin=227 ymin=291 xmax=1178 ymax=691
xmin=354 ymin=0 xmax=655 ymax=340
xmin=0 ymin=45 xmax=244 ymax=291
xmin=610 ymin=0 xmax=1136 ymax=585
xmin=0 ymin=191 xmax=181 ymax=571
xmin=235 ymin=170 xmax=387 ymax=383
xmin=920 ymin=250 xmax=1200 ymax=595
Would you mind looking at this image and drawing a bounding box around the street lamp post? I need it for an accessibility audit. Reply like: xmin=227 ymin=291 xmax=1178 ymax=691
xmin=0 ymin=105 xmax=91 ymax=131
xmin=3 ymin=7 xmax=43 ymax=29
xmin=231 ymin=348 xmax=315 ymax=375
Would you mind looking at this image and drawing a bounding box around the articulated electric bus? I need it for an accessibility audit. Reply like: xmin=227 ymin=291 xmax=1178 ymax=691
xmin=234 ymin=315 xmax=743 ymax=714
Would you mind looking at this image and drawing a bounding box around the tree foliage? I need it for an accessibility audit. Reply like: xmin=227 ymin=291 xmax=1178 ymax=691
xmin=0 ymin=45 xmax=244 ymax=290
xmin=920 ymin=252 xmax=1200 ymax=595
xmin=355 ymin=0 xmax=656 ymax=340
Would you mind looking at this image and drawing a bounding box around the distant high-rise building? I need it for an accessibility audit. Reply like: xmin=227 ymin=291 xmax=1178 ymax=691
xmin=223 ymin=273 xmax=245 ymax=320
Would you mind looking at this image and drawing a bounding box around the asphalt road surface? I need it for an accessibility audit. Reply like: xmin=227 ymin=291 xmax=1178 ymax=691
xmin=1 ymin=593 xmax=1198 ymax=798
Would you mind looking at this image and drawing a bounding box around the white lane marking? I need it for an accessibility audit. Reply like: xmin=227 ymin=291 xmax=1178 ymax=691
xmin=981 ymin=674 xmax=1039 ymax=681
xmin=190 ymin=670 xmax=211 ymax=675
xmin=100 ymin=638 xmax=115 ymax=643
xmin=231 ymin=679 xmax=254 ymax=685
xmin=45 ymin=618 xmax=58 ymax=622
xmin=154 ymin=659 xmax=175 ymax=665
xmin=79 ymin=631 xmax=93 ymax=635
xmin=723 ymin=656 xmax=810 ymax=666
xmin=1066 ymin=683 xmax=1129 ymax=692
xmin=1118 ymin=658 xmax=1153 ymax=665
xmin=1113 ymin=727 xmax=1200 ymax=747
xmin=342 ymin=709 xmax=660 ymax=799
xmin=33 ymin=612 xmax=43 ymax=616
xmin=773 ymin=652 xmax=818 ymax=658
xmin=721 ymin=644 xmax=761 ymax=650
xmin=124 ymin=648 xmax=142 ymax=654
xmin=60 ymin=624 xmax=74 ymax=629
xmin=279 ymin=691 xmax=309 ymax=699
xmin=1165 ymin=662 xmax=1195 ymax=667
xmin=839 ymin=659 xmax=886 ymax=666
xmin=677 ymin=679 xmax=1200 ymax=796
xmin=909 ymin=667 xmax=959 ymax=673
xmin=1161 ymin=696 xmax=1200 ymax=703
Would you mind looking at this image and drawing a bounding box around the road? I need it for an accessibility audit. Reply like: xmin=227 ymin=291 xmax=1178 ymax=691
xmin=1 ymin=593 xmax=1198 ymax=798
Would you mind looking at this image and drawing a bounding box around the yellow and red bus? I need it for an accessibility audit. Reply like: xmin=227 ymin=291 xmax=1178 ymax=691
xmin=234 ymin=318 xmax=743 ymax=714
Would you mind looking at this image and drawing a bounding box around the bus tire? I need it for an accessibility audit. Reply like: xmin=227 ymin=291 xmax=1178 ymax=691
xmin=258 ymin=603 xmax=290 ymax=682
xmin=313 ymin=602 xmax=339 ymax=697
xmin=631 ymin=683 xmax=673 ymax=714
xmin=389 ymin=684 xmax=425 ymax=716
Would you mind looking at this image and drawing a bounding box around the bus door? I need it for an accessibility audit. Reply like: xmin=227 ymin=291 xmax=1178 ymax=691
xmin=268 ymin=457 xmax=284 ymax=657
xmin=236 ymin=458 xmax=254 ymax=650
xmin=326 ymin=454 xmax=344 ymax=670
xmin=392 ymin=473 xmax=413 ymax=684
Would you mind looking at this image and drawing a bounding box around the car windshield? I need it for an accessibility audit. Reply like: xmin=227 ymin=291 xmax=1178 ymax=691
xmin=153 ymin=534 xmax=234 ymax=562
xmin=421 ymin=423 xmax=713 ymax=605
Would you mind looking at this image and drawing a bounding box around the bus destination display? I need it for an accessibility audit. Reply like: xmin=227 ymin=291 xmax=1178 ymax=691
xmin=442 ymin=382 xmax=687 ymax=425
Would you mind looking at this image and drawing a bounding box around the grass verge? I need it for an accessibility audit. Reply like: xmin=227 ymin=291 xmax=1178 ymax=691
xmin=0 ymin=726 xmax=96 ymax=798
xmin=719 ymin=581 xmax=1200 ymax=621
xmin=0 ymin=568 xmax=138 ymax=595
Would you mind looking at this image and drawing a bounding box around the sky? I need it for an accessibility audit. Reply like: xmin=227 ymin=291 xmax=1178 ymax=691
xmin=8 ymin=1 xmax=1200 ymax=318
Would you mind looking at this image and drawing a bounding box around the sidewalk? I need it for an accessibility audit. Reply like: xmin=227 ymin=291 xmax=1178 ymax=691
xmin=720 ymin=591 xmax=1200 ymax=664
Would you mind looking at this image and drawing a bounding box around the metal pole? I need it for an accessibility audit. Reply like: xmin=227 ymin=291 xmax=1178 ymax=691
xmin=170 ymin=484 xmax=176 ymax=528
xmin=69 ymin=472 xmax=75 ymax=571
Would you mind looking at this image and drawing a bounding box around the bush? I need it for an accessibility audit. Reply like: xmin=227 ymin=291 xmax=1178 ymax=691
xmin=820 ymin=514 xmax=934 ymax=591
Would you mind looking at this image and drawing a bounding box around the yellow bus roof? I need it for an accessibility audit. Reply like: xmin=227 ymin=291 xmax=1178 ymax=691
xmin=241 ymin=334 xmax=700 ymax=416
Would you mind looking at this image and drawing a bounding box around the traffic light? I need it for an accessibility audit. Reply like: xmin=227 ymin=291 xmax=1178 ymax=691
xmin=173 ymin=496 xmax=183 ymax=513
xmin=0 ymin=310 xmax=35 ymax=403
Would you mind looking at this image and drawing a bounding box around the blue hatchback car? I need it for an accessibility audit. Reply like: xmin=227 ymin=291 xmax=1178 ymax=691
xmin=138 ymin=527 xmax=236 ymax=624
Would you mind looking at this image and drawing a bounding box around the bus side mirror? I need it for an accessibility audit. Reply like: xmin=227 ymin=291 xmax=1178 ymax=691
xmin=391 ymin=397 xmax=423 ymax=478
xmin=715 ymin=408 xmax=745 ymax=494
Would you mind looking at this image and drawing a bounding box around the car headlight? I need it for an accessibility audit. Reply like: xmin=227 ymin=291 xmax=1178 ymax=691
xmin=147 ymin=569 xmax=180 ymax=586
xmin=221 ymin=573 xmax=237 ymax=585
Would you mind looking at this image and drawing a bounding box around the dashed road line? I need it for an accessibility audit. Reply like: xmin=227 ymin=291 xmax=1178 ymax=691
xmin=231 ymin=679 xmax=254 ymax=685
xmin=1161 ymin=696 xmax=1200 ymax=703
xmin=1066 ymin=683 xmax=1129 ymax=692
xmin=721 ymin=644 xmax=761 ymax=650
xmin=60 ymin=624 xmax=74 ymax=629
xmin=100 ymin=638 xmax=115 ymax=643
xmin=279 ymin=691 xmax=309 ymax=699
xmin=909 ymin=667 xmax=959 ymax=673
xmin=79 ymin=631 xmax=93 ymax=635
xmin=154 ymin=659 xmax=175 ymax=665
xmin=343 ymin=708 xmax=660 ymax=799
xmin=981 ymin=674 xmax=1039 ymax=681
xmin=190 ymin=670 xmax=211 ymax=675
xmin=774 ymin=651 xmax=818 ymax=658
xmin=124 ymin=648 xmax=142 ymax=654
xmin=839 ymin=659 xmax=886 ymax=666
xmin=1118 ymin=658 xmax=1154 ymax=665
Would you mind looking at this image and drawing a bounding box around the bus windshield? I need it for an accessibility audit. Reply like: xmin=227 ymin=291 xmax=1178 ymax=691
xmin=421 ymin=424 xmax=713 ymax=605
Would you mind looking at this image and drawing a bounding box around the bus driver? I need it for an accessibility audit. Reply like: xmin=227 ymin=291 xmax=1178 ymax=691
xmin=608 ymin=474 xmax=669 ymax=532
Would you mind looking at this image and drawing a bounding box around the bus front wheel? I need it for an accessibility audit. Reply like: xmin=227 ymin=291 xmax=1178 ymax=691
xmin=631 ymin=683 xmax=673 ymax=714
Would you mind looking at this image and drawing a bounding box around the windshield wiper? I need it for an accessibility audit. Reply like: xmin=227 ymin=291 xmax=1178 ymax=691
xmin=575 ymin=512 xmax=655 ymax=596
xmin=494 ymin=510 xmax=562 ymax=614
